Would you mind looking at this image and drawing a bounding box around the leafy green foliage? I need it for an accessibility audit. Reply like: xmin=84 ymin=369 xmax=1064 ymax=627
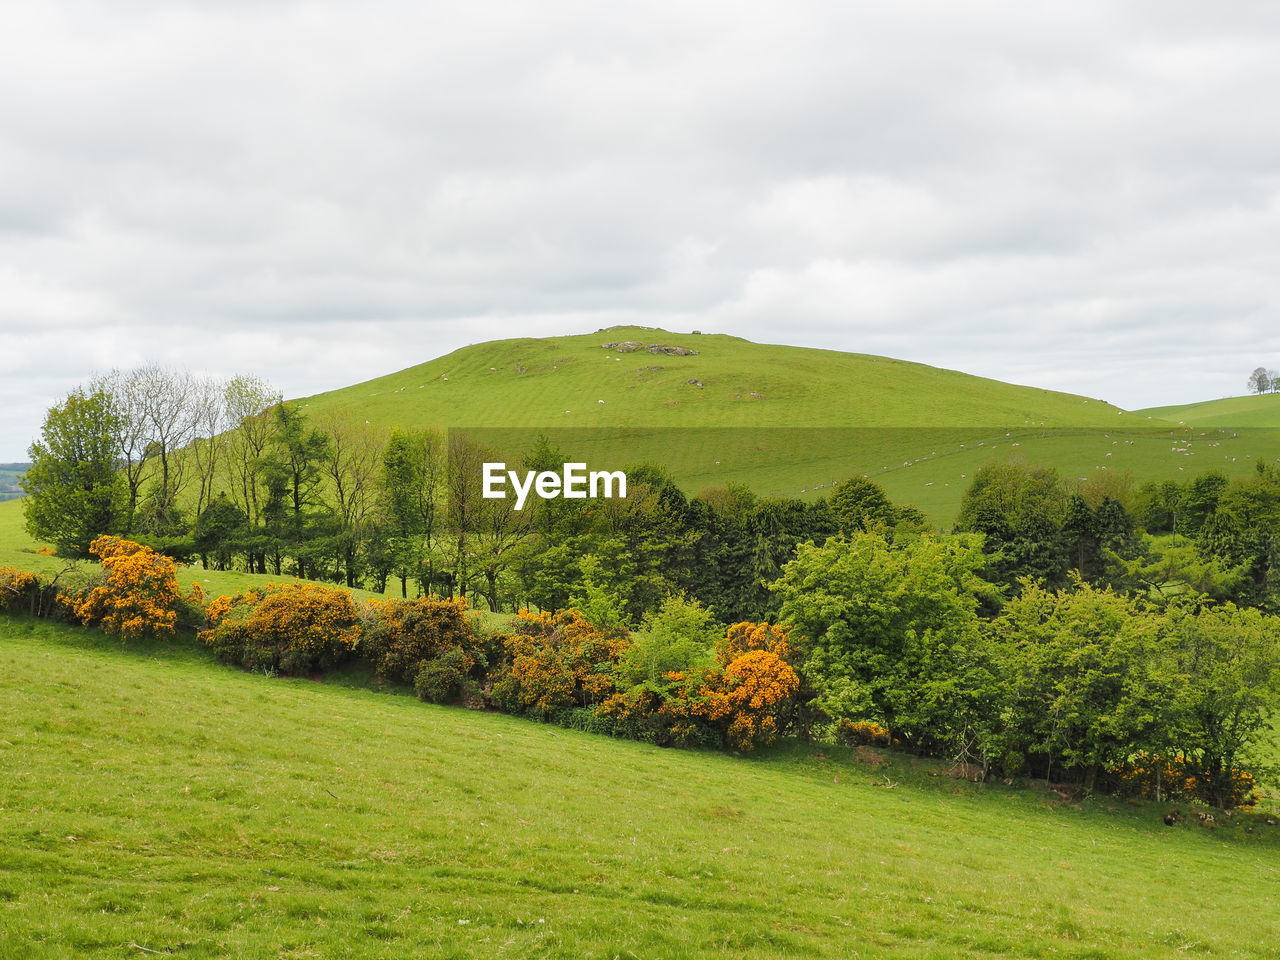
xmin=1163 ymin=603 xmax=1280 ymax=808
xmin=829 ymin=476 xmax=898 ymax=534
xmin=21 ymin=389 xmax=126 ymax=558
xmin=413 ymin=647 xmax=469 ymax=704
xmin=615 ymin=595 xmax=720 ymax=694
xmin=774 ymin=531 xmax=997 ymax=751
xmin=984 ymin=582 xmax=1172 ymax=787
xmin=955 ymin=462 xmax=1071 ymax=589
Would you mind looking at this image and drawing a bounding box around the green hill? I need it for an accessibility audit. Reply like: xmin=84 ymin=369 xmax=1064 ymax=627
xmin=297 ymin=326 xmax=1137 ymax=430
xmin=0 ymin=462 xmax=26 ymax=503
xmin=3 ymin=614 xmax=1277 ymax=959
xmin=295 ymin=327 xmax=1206 ymax=521
xmin=1138 ymin=393 xmax=1280 ymax=429
xmin=7 ymin=328 xmax=1272 ymax=540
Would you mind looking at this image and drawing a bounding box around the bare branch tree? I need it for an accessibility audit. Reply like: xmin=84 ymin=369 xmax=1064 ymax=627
xmin=320 ymin=415 xmax=387 ymax=587
xmin=224 ymin=374 xmax=282 ymax=529
xmin=89 ymin=369 xmax=152 ymax=533
xmin=189 ymin=375 xmax=228 ymax=520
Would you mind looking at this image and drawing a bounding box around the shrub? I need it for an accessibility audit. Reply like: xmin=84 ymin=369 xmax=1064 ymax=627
xmin=594 ymin=689 xmax=663 ymax=742
xmin=836 ymin=720 xmax=898 ymax=748
xmin=0 ymin=566 xmax=39 ymax=614
xmin=594 ymin=686 xmax=716 ymax=746
xmin=200 ymin=582 xmax=361 ymax=675
xmin=716 ymin=621 xmax=795 ymax=666
xmin=597 ymin=620 xmax=803 ymax=751
xmin=696 ymin=649 xmax=800 ymax=751
xmin=363 ymin=596 xmax=479 ymax=685
xmin=1110 ymin=753 xmax=1261 ymax=809
xmin=66 ymin=536 xmax=196 ymax=639
xmin=491 ymin=609 xmax=630 ymax=719
xmin=413 ymin=648 xmax=468 ymax=704
xmin=615 ymin=595 xmax=720 ymax=694
xmin=774 ymin=532 xmax=994 ymax=752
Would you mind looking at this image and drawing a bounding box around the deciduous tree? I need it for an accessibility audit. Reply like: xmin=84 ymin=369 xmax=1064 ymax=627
xmin=22 ymin=388 xmax=126 ymax=557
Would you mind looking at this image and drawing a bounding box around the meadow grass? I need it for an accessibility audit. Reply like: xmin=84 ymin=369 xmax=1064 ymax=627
xmin=294 ymin=327 xmax=1141 ymax=431
xmin=290 ymin=328 xmax=1280 ymax=522
xmin=1139 ymin=394 xmax=1280 ymax=429
xmin=3 ymin=614 xmax=1279 ymax=959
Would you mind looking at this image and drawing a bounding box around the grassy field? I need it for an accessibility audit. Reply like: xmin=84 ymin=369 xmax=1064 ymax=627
xmin=2 ymin=614 xmax=1279 ymax=959
xmin=1138 ymin=394 xmax=1280 ymax=429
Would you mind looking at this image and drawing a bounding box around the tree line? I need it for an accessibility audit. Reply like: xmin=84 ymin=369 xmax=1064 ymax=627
xmin=23 ymin=369 xmax=1280 ymax=621
xmin=21 ymin=370 xmax=848 ymax=621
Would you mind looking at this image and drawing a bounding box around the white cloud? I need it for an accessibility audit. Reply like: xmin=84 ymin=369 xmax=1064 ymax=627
xmin=3 ymin=1 xmax=1280 ymax=457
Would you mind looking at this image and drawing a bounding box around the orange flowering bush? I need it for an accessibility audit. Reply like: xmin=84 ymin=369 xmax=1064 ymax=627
xmin=1110 ymin=753 xmax=1261 ymax=809
xmin=835 ymin=720 xmax=899 ymax=748
xmin=715 ymin=621 xmax=795 ymax=666
xmin=362 ymin=595 xmax=480 ymax=691
xmin=66 ymin=536 xmax=192 ymax=639
xmin=595 ymin=621 xmax=804 ymax=751
xmin=696 ymin=649 xmax=800 ymax=750
xmin=0 ymin=566 xmax=39 ymax=613
xmin=491 ymin=609 xmax=630 ymax=719
xmin=200 ymin=582 xmax=362 ymax=674
xmin=595 ymin=687 xmax=666 ymax=741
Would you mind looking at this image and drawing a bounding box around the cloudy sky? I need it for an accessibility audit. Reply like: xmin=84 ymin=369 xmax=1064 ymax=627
xmin=3 ymin=1 xmax=1279 ymax=459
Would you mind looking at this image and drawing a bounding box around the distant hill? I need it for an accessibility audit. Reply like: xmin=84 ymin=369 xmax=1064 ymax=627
xmin=8 ymin=330 xmax=1270 ymax=529
xmin=0 ymin=463 xmax=28 ymax=503
xmin=291 ymin=327 xmax=1193 ymax=520
xmin=297 ymin=326 xmax=1139 ymax=430
xmin=1137 ymin=394 xmax=1280 ymax=429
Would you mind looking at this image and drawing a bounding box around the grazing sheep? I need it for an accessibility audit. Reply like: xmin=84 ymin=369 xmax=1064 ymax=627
xmin=1163 ymin=809 xmax=1183 ymax=826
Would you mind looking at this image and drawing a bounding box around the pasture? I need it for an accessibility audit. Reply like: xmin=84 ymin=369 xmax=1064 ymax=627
xmin=2 ymin=615 xmax=1278 ymax=959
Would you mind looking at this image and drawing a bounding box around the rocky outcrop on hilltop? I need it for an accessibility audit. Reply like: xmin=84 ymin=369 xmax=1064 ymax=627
xmin=602 ymin=341 xmax=699 ymax=356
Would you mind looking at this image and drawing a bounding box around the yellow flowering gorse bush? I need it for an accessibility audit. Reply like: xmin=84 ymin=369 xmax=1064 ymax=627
xmin=1110 ymin=752 xmax=1260 ymax=809
xmin=66 ymin=536 xmax=190 ymax=640
xmin=200 ymin=582 xmax=361 ymax=674
xmin=0 ymin=566 xmax=38 ymax=612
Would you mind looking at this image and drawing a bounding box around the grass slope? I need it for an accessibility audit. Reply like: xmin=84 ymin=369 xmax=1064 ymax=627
xmin=297 ymin=327 xmax=1137 ymax=430
xmin=3 ymin=615 xmax=1279 ymax=959
xmin=294 ymin=327 xmax=1280 ymax=521
xmin=1138 ymin=394 xmax=1280 ymax=429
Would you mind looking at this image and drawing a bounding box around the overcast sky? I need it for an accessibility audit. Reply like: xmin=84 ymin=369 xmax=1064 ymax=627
xmin=3 ymin=1 xmax=1280 ymax=460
